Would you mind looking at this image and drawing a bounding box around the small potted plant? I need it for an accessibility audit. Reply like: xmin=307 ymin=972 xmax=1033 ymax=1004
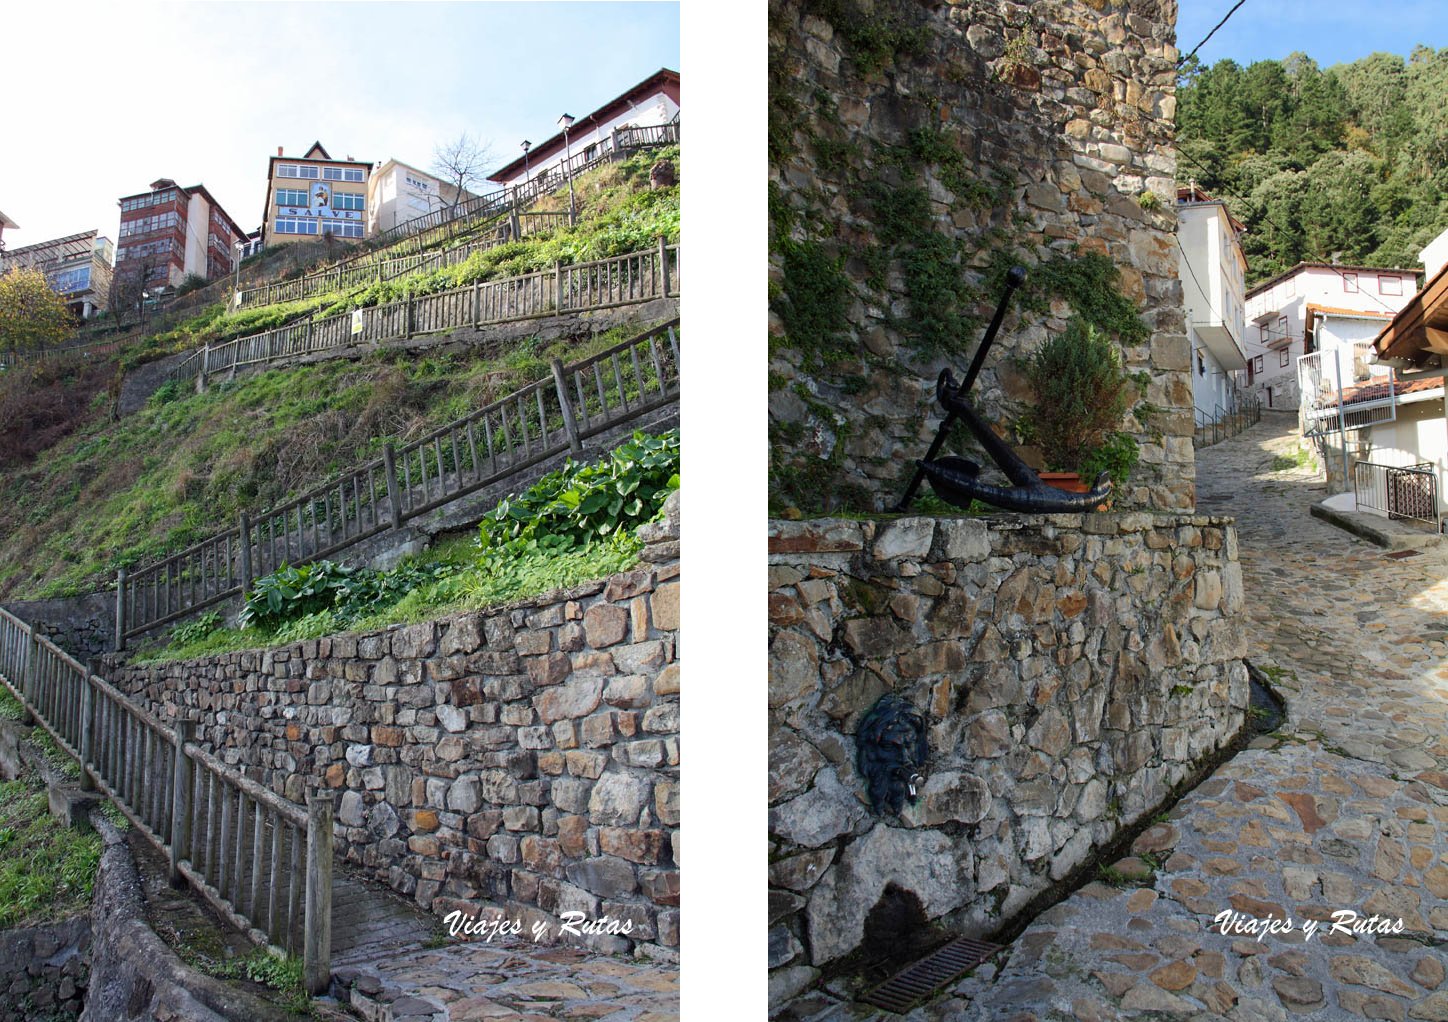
xmin=1019 ymin=318 xmax=1142 ymax=495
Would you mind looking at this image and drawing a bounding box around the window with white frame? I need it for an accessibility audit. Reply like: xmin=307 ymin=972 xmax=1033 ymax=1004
xmin=333 ymin=192 xmax=365 ymax=211
xmin=322 ymin=167 xmax=366 ymax=182
xmin=274 ymin=217 xmax=319 ymax=235
xmin=276 ymin=188 xmax=309 ymax=207
xmin=277 ymin=164 xmax=320 ymax=180
xmin=321 ymin=220 xmax=364 ymax=238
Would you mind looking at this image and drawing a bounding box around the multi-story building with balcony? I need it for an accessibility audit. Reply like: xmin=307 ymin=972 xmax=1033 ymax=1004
xmin=259 ymin=142 xmax=371 ymax=248
xmin=1177 ymin=186 xmax=1249 ymax=422
xmin=1243 ymin=261 xmax=1419 ymax=410
xmin=115 ymin=179 xmax=246 ymax=291
xmin=0 ymin=230 xmax=115 ymax=320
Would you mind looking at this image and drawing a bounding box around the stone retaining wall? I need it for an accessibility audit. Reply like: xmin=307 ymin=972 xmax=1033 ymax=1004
xmin=105 ymin=494 xmax=681 ymax=953
xmin=767 ymin=511 xmax=1248 ymax=1004
xmin=0 ymin=916 xmax=88 ymax=1021
xmin=769 ymin=0 xmax=1193 ymax=514
xmin=1 ymin=594 xmax=113 ymax=664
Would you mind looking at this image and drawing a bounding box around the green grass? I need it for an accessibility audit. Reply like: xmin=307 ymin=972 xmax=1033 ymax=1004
xmin=121 ymin=147 xmax=680 ymax=370
xmin=0 ymin=773 xmax=102 ymax=928
xmin=135 ymin=531 xmax=645 ymax=663
xmin=1270 ymin=446 xmax=1315 ymax=472
xmin=0 ymin=321 xmax=657 ymax=602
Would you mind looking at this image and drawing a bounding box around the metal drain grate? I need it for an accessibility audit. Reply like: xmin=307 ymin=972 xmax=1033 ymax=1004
xmin=861 ymin=936 xmax=1003 ymax=1014
xmin=1384 ymin=549 xmax=1421 ymax=559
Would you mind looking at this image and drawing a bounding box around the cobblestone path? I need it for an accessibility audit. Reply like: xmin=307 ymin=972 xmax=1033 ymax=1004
xmin=324 ymin=821 xmax=678 ymax=1020
xmin=793 ymin=412 xmax=1448 ymax=1022
xmin=334 ymin=938 xmax=679 ymax=1020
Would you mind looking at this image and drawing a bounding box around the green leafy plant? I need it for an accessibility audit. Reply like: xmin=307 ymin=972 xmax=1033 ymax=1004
xmin=1080 ymin=431 xmax=1141 ymax=488
xmin=1021 ymin=319 xmax=1140 ymax=476
xmin=239 ymin=560 xmax=361 ymax=630
xmin=170 ymin=610 xmax=221 ymax=646
xmin=479 ymin=429 xmax=679 ymax=562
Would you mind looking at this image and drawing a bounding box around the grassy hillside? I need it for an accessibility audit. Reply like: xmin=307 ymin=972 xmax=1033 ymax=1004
xmin=0 ymin=143 xmax=679 ymax=602
xmin=1178 ymin=48 xmax=1448 ymax=284
xmin=120 ymin=146 xmax=679 ymax=369
xmin=0 ymin=321 xmax=660 ymax=601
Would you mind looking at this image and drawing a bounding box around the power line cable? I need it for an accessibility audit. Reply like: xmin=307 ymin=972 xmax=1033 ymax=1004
xmin=1177 ymin=0 xmax=1248 ymax=69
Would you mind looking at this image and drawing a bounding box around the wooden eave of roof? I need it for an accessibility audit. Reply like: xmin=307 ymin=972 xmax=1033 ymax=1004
xmin=1374 ymin=259 xmax=1448 ymax=364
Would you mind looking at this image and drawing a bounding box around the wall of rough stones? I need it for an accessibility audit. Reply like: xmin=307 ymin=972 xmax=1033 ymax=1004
xmin=104 ymin=495 xmax=680 ymax=953
xmin=0 ymin=916 xmax=88 ymax=1021
xmin=768 ymin=0 xmax=1193 ymax=513
xmin=1 ymin=594 xmax=113 ymax=664
xmin=767 ymin=511 xmax=1248 ymax=1005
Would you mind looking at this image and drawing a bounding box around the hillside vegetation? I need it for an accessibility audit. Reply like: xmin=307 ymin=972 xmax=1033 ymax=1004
xmin=1178 ymin=47 xmax=1448 ymax=284
xmin=0 ymin=323 xmax=660 ymax=601
xmin=0 ymin=145 xmax=679 ymax=602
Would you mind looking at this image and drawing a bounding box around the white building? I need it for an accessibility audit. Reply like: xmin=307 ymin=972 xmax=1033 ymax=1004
xmin=1243 ymin=262 xmax=1418 ymax=410
xmin=486 ymin=68 xmax=679 ymax=191
xmin=1176 ymin=186 xmax=1248 ymax=421
xmin=1352 ymin=225 xmax=1448 ymax=525
xmin=366 ymin=159 xmax=477 ymax=236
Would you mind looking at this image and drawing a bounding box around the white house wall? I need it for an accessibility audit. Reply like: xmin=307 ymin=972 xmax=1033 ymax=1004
xmin=495 ymin=92 xmax=679 ymax=188
xmin=1360 ymin=396 xmax=1448 ymax=515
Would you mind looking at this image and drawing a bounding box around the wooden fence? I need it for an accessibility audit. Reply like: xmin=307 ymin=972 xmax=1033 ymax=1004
xmin=227 ymin=116 xmax=680 ymax=318
xmin=234 ymin=210 xmax=573 ymax=310
xmin=0 ymin=335 xmax=126 ymax=371
xmin=0 ymin=608 xmax=333 ymax=993
xmin=171 ymin=241 xmax=678 ymax=387
xmin=126 ymin=318 xmax=680 ymax=641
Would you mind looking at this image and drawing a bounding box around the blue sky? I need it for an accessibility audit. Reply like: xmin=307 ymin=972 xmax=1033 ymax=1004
xmin=1178 ymin=0 xmax=1442 ymax=69
xmin=0 ymin=2 xmax=679 ymax=249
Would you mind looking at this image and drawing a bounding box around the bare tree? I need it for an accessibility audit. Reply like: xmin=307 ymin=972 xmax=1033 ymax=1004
xmin=431 ymin=132 xmax=495 ymax=213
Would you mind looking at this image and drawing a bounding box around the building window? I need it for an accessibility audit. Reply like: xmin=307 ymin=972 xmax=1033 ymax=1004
xmin=1342 ymin=272 xmax=1358 ymax=293
xmin=1254 ymin=355 xmax=1264 ymax=374
xmin=320 ymin=220 xmax=364 ymax=238
xmin=1380 ymin=275 xmax=1403 ymax=296
xmin=1196 ymin=350 xmax=1205 ymax=376
xmin=274 ymin=217 xmax=319 ymax=235
xmin=276 ymin=188 xmax=309 ymax=207
xmin=277 ymin=164 xmax=320 ymax=180
xmin=322 ymin=167 xmax=366 ymax=182
xmin=333 ymin=192 xmax=365 ymax=211
xmin=1280 ymin=349 xmax=1289 ymax=368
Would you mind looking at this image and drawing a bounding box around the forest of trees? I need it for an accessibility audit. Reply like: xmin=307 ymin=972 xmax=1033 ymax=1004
xmin=1177 ymin=46 xmax=1448 ymax=286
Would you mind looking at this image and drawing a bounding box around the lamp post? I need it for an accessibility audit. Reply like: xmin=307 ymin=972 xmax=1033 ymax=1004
xmin=558 ymin=113 xmax=576 ymax=225
xmin=521 ymin=139 xmax=532 ymax=185
xmin=233 ymin=240 xmax=243 ymax=304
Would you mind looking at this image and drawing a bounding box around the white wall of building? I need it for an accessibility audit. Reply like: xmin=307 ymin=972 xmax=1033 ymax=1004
xmin=1359 ymin=395 xmax=1448 ymax=515
xmin=1243 ymin=266 xmax=1417 ymax=401
xmin=182 ymin=192 xmax=210 ymax=286
xmin=493 ymin=91 xmax=679 ymax=188
xmin=1178 ymin=200 xmax=1247 ymax=420
xmin=367 ymin=161 xmax=467 ymax=235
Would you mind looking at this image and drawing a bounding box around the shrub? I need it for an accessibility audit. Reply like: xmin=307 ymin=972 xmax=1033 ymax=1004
xmin=1021 ymin=319 xmax=1136 ymax=473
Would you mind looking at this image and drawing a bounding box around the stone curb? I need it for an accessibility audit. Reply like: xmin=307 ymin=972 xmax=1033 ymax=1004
xmin=1308 ymin=499 xmax=1443 ymax=550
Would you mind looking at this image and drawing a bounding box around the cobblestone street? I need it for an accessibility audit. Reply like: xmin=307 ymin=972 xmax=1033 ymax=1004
xmin=792 ymin=412 xmax=1448 ymax=1021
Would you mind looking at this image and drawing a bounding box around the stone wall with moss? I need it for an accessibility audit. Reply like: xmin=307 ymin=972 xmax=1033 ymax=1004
xmin=768 ymin=0 xmax=1192 ymax=514
xmin=766 ymin=511 xmax=1248 ymax=1008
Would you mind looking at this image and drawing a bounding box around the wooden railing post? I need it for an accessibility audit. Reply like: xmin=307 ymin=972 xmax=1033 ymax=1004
xmin=303 ymin=791 xmax=334 ymax=994
xmin=473 ymin=280 xmax=481 ymax=328
xmin=198 ymin=345 xmax=210 ymax=394
xmin=238 ymin=513 xmax=253 ymax=596
xmin=551 ymin=359 xmax=585 ymax=456
xmin=405 ymin=295 xmax=414 ymax=339
xmin=169 ymin=720 xmax=194 ymax=886
xmin=20 ymin=631 xmax=37 ymax=724
xmin=114 ymin=568 xmax=127 ymax=653
xmin=382 ymin=445 xmax=405 ymax=528
xmin=78 ymin=676 xmax=95 ymax=792
xmin=659 ymin=235 xmax=671 ymax=296
xmin=555 ymin=262 xmax=564 ymax=314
